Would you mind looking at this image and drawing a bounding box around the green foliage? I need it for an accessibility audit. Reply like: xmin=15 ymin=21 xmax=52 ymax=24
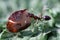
xmin=0 ymin=0 xmax=60 ymax=40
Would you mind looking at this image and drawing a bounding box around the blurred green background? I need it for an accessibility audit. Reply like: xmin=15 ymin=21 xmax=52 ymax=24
xmin=0 ymin=0 xmax=60 ymax=23
xmin=0 ymin=0 xmax=60 ymax=40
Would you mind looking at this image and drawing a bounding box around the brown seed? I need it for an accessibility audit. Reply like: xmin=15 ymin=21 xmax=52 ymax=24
xmin=7 ymin=9 xmax=31 ymax=33
xmin=7 ymin=9 xmax=40 ymax=33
